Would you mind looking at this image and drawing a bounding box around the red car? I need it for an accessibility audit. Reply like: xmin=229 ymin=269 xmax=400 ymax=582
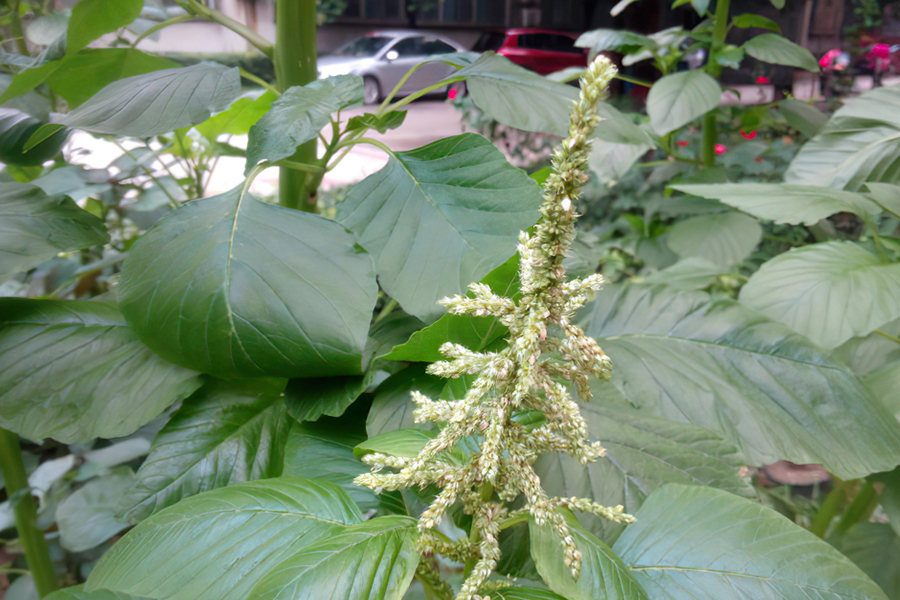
xmin=472 ymin=29 xmax=588 ymax=75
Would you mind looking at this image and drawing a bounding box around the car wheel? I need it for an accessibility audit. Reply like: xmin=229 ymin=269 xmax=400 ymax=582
xmin=363 ymin=77 xmax=381 ymax=105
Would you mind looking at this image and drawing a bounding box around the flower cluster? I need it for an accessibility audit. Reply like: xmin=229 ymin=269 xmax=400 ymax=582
xmin=356 ymin=55 xmax=634 ymax=600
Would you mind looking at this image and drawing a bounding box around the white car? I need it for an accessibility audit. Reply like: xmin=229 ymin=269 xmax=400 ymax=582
xmin=318 ymin=31 xmax=466 ymax=104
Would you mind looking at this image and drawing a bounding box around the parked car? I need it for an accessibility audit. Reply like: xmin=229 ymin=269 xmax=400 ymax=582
xmin=472 ymin=29 xmax=588 ymax=75
xmin=318 ymin=31 xmax=466 ymax=104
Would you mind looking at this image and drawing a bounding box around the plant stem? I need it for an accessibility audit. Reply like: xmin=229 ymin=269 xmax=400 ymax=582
xmin=701 ymin=0 xmax=730 ymax=167
xmin=0 ymin=429 xmax=56 ymax=597
xmin=832 ymin=481 xmax=877 ymax=538
xmin=275 ymin=0 xmax=318 ymax=211
xmin=179 ymin=0 xmax=273 ymax=58
xmin=809 ymin=477 xmax=851 ymax=538
xmin=238 ymin=67 xmax=280 ymax=95
xmin=6 ymin=0 xmax=29 ymax=56
xmin=875 ymin=329 xmax=900 ymax=345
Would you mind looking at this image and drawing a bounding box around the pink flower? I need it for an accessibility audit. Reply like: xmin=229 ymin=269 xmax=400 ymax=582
xmin=820 ymin=48 xmax=843 ymax=70
xmin=677 ymin=140 xmax=689 ymax=147
xmin=741 ymin=130 xmax=757 ymax=140
xmin=872 ymin=43 xmax=891 ymax=59
xmin=448 ymin=88 xmax=458 ymax=100
xmin=755 ymin=157 xmax=763 ymax=163
xmin=756 ymin=76 xmax=770 ymax=84
xmin=715 ymin=144 xmax=727 ymax=155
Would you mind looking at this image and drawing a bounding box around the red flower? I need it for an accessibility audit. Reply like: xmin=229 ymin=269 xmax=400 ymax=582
xmin=677 ymin=140 xmax=689 ymax=147
xmin=448 ymin=88 xmax=458 ymax=100
xmin=872 ymin=43 xmax=891 ymax=59
xmin=715 ymin=144 xmax=727 ymax=155
xmin=755 ymin=157 xmax=763 ymax=163
xmin=756 ymin=76 xmax=770 ymax=84
xmin=741 ymin=130 xmax=757 ymax=140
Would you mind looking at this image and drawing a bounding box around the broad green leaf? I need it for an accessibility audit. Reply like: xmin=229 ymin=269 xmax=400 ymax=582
xmin=385 ymin=255 xmax=518 ymax=362
xmin=45 ymin=586 xmax=151 ymax=600
xmin=666 ymin=211 xmax=761 ymax=267
xmin=690 ymin=0 xmax=710 ymax=15
xmin=531 ymin=510 xmax=648 ymax=600
xmin=0 ymin=108 xmax=68 ymax=166
xmin=0 ymin=181 xmax=107 ymax=283
xmin=713 ymin=45 xmax=744 ymax=69
xmin=588 ymin=138 xmax=653 ymax=184
xmin=66 ymin=0 xmax=143 ymax=55
xmin=647 ymin=70 xmax=721 ymax=136
xmin=246 ymin=75 xmax=363 ymax=172
xmin=47 ymin=49 xmax=179 ymax=108
xmin=249 ymin=516 xmax=419 ymax=600
xmin=865 ymin=182 xmax=900 ymax=216
xmin=865 ymin=361 xmax=900 ymax=419
xmin=837 ymin=523 xmax=900 ymax=598
xmin=118 ymin=186 xmax=378 ymax=379
xmin=582 ymin=283 xmax=900 ymax=477
xmin=366 ymin=366 xmax=445 ymax=437
xmin=338 ymin=134 xmax=541 ymax=321
xmin=284 ymin=373 xmax=375 ymax=423
xmin=86 ymin=478 xmax=362 ymax=600
xmin=120 ymin=378 xmax=290 ymax=523
xmin=576 ymin=29 xmax=653 ymax=53
xmin=57 ymin=473 xmax=133 ymax=552
xmin=673 ymin=183 xmax=882 ymax=225
xmin=642 ymin=257 xmax=725 ymax=291
xmin=354 ymin=429 xmax=466 ymax=466
xmin=744 ymin=33 xmax=820 ymax=72
xmin=785 ymin=84 xmax=900 ymax=190
xmin=346 ymin=111 xmax=407 ymax=134
xmin=196 ymin=91 xmax=277 ymax=140
xmin=740 ymin=241 xmax=900 ymax=348
xmin=595 ymin=103 xmax=653 ymax=146
xmin=54 ymin=62 xmax=240 ymax=138
xmin=455 ymin=53 xmax=580 ymax=137
xmin=493 ymin=589 xmax=569 ymax=600
xmin=535 ymin=401 xmax=753 ymax=543
xmin=284 ymin=420 xmax=390 ymax=514
xmin=731 ymin=13 xmax=781 ymax=32
xmin=833 ymin=318 xmax=900 ymax=376
xmin=0 ymin=299 xmax=202 ymax=443
xmin=777 ymin=98 xmax=828 ymax=138
xmin=612 ymin=484 xmax=888 ymax=600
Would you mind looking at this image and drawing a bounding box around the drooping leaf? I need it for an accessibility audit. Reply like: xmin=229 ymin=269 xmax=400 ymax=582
xmin=785 ymin=83 xmax=900 ymax=190
xmin=731 ymin=13 xmax=782 ymax=32
xmin=833 ymin=317 xmax=900 ymax=376
xmin=646 ymin=70 xmax=721 ymax=136
xmin=612 ymin=484 xmax=888 ymax=600
xmin=582 ymin=283 xmax=900 ymax=478
xmin=455 ymin=53 xmax=580 ymax=137
xmin=642 ymin=257 xmax=725 ymax=291
xmin=66 ymin=0 xmax=143 ymax=55
xmin=690 ymin=0 xmax=710 ymax=16
xmin=118 ymin=186 xmax=378 ymax=379
xmin=246 ymin=75 xmax=363 ymax=172
xmin=338 ymin=134 xmax=541 ymax=321
xmin=588 ymin=138 xmax=653 ymax=184
xmin=576 ymin=29 xmax=653 ymax=53
xmin=196 ymin=90 xmax=277 ymax=140
xmin=249 ymin=516 xmax=420 ymax=600
xmin=666 ymin=211 xmax=761 ymax=267
xmin=86 ymin=478 xmax=362 ymax=600
xmin=740 ymin=241 xmax=900 ymax=348
xmin=366 ymin=366 xmax=445 ymax=437
xmin=53 ymin=62 xmax=240 ymax=138
xmin=45 ymin=586 xmax=151 ymax=600
xmin=531 ymin=510 xmax=648 ymax=600
xmin=385 ymin=255 xmax=519 ymax=362
xmin=57 ymin=473 xmax=133 ymax=552
xmin=744 ymin=33 xmax=820 ymax=72
xmin=120 ymin=378 xmax=290 ymax=523
xmin=346 ymin=110 xmax=407 ymax=134
xmin=713 ymin=45 xmax=744 ymax=69
xmin=0 ymin=180 xmax=107 ymax=283
xmin=672 ymin=183 xmax=882 ymax=225
xmin=0 ymin=299 xmax=202 ymax=443
xmin=0 ymin=108 xmax=68 ymax=166
xmin=777 ymin=98 xmax=828 ymax=138
xmin=865 ymin=182 xmax=900 ymax=217
xmin=865 ymin=361 xmax=900 ymax=419
xmin=535 ymin=400 xmax=753 ymax=543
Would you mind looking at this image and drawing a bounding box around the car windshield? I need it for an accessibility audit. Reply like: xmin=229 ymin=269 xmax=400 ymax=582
xmin=473 ymin=32 xmax=505 ymax=52
xmin=332 ymin=36 xmax=392 ymax=57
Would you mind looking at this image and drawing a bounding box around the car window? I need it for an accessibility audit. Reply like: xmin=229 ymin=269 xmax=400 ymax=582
xmin=391 ymin=37 xmax=424 ymax=57
xmin=332 ymin=36 xmax=392 ymax=57
xmin=473 ymin=32 xmax=506 ymax=52
xmin=423 ymin=39 xmax=456 ymax=55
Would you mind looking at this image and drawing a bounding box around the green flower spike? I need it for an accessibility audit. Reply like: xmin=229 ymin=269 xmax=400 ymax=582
xmin=356 ymin=55 xmax=633 ymax=600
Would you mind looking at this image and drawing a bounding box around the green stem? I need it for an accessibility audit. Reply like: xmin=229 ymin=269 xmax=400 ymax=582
xmin=615 ymin=73 xmax=652 ymax=88
xmin=178 ymin=0 xmax=273 ymax=58
xmin=0 ymin=429 xmax=56 ymax=597
xmin=373 ymin=298 xmax=398 ymax=324
xmin=875 ymin=329 xmax=900 ymax=345
xmin=6 ymin=0 xmax=29 ymax=56
xmin=833 ymin=481 xmax=878 ymax=538
xmin=809 ymin=478 xmax=851 ymax=538
xmin=335 ymin=136 xmax=393 ymax=156
xmin=132 ymin=14 xmax=196 ymax=47
xmin=238 ymin=67 xmax=280 ymax=95
xmin=700 ymin=0 xmax=730 ymax=167
xmin=384 ymin=76 xmax=465 ymax=114
xmin=275 ymin=0 xmax=318 ymax=211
